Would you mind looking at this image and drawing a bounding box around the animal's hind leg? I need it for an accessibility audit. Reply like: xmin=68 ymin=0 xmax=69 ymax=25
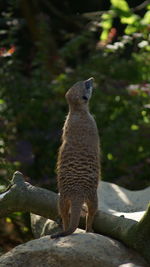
xmin=86 ymin=194 xmax=98 ymax=232
xmin=59 ymin=196 xmax=70 ymax=231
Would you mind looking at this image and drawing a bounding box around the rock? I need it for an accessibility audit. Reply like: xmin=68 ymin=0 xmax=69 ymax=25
xmin=0 ymin=231 xmax=147 ymax=267
xmin=1 ymin=181 xmax=149 ymax=266
xmin=31 ymin=214 xmax=61 ymax=237
xmin=98 ymin=181 xmax=150 ymax=220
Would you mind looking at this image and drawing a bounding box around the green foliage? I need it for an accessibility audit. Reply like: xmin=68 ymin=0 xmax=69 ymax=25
xmin=0 ymin=0 xmax=150 ymax=193
xmin=1 ymin=47 xmax=150 ymax=190
xmin=100 ymin=12 xmax=113 ymax=41
xmin=1 ymin=0 xmax=150 ymax=253
xmin=100 ymin=0 xmax=150 ymax=39
xmin=73 ymin=51 xmax=150 ymax=188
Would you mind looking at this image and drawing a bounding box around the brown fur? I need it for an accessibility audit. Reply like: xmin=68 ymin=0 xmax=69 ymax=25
xmin=51 ymin=78 xmax=100 ymax=238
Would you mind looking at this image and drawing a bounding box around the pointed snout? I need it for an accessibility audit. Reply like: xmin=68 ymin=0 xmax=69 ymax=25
xmin=85 ymin=77 xmax=94 ymax=90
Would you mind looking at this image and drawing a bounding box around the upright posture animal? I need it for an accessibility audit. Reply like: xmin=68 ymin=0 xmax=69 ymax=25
xmin=51 ymin=77 xmax=100 ymax=238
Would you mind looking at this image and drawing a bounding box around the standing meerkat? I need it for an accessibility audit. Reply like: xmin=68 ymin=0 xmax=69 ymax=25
xmin=51 ymin=77 xmax=100 ymax=238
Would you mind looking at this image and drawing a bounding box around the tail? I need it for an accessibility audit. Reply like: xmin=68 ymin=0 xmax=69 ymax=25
xmin=51 ymin=196 xmax=83 ymax=238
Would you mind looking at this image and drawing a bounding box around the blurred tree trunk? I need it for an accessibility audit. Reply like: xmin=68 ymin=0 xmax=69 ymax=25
xmin=20 ymin=0 xmax=63 ymax=76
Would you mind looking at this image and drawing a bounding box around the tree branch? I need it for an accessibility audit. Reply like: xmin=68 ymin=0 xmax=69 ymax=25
xmin=0 ymin=171 xmax=149 ymax=263
xmin=20 ymin=0 xmax=62 ymax=76
xmin=82 ymin=1 xmax=150 ymax=20
xmin=132 ymin=0 xmax=150 ymax=12
xmin=0 ymin=171 xmax=58 ymax=219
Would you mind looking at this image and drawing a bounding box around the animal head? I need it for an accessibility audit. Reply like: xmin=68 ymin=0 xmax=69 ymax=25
xmin=65 ymin=77 xmax=94 ymax=107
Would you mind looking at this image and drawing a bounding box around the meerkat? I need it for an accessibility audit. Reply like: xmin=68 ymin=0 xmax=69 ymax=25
xmin=51 ymin=77 xmax=100 ymax=238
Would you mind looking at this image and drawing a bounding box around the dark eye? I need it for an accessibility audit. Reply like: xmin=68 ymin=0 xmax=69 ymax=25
xmin=82 ymin=96 xmax=88 ymax=101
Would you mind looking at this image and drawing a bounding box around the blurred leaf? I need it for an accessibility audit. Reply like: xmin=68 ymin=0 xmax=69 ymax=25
xmin=138 ymin=146 xmax=144 ymax=152
xmin=107 ymin=153 xmax=114 ymax=160
xmin=0 ymin=99 xmax=5 ymax=104
xmin=125 ymin=25 xmax=138 ymax=34
xmin=100 ymin=29 xmax=109 ymax=41
xmin=141 ymin=110 xmax=147 ymax=116
xmin=22 ymin=226 xmax=29 ymax=232
xmin=143 ymin=116 xmax=150 ymax=124
xmin=145 ymin=45 xmax=150 ymax=51
xmin=13 ymin=212 xmax=22 ymax=217
xmin=100 ymin=12 xmax=114 ymax=40
xmin=101 ymin=13 xmax=113 ymax=29
xmin=0 ymin=185 xmax=6 ymax=191
xmin=130 ymin=124 xmax=139 ymax=131
xmin=6 ymin=217 xmax=12 ymax=223
xmin=121 ymin=14 xmax=139 ymax=25
xmin=141 ymin=10 xmax=150 ymax=25
xmin=111 ymin=0 xmax=130 ymax=12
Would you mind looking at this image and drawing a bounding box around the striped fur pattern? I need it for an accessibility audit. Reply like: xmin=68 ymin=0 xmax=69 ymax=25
xmin=51 ymin=78 xmax=100 ymax=238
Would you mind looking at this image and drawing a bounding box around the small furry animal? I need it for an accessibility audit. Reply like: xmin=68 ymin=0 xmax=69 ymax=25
xmin=51 ymin=77 xmax=100 ymax=238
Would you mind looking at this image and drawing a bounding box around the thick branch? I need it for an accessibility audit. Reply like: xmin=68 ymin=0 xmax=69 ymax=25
xmin=93 ymin=205 xmax=150 ymax=263
xmin=0 ymin=171 xmax=58 ymax=220
xmin=124 ymin=204 xmax=150 ymax=263
xmin=0 ymin=171 xmax=150 ymax=263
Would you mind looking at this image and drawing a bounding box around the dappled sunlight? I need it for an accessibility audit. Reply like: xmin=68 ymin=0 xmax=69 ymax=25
xmin=0 ymin=0 xmax=150 ymax=259
xmin=0 ymin=190 xmax=10 ymax=200
xmin=111 ymin=184 xmax=132 ymax=205
xmin=98 ymin=182 xmax=150 ymax=213
xmin=109 ymin=210 xmax=145 ymax=221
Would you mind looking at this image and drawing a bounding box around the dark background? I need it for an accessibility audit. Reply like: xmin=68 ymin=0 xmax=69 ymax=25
xmin=0 ymin=0 xmax=150 ymax=253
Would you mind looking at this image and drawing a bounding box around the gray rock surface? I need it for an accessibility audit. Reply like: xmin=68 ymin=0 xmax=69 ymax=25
xmin=0 ymin=231 xmax=147 ymax=267
xmin=0 ymin=181 xmax=149 ymax=267
xmin=98 ymin=181 xmax=150 ymax=220
xmin=31 ymin=214 xmax=61 ymax=238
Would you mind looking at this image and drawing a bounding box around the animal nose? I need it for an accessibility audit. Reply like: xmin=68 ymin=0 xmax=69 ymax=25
xmin=85 ymin=77 xmax=94 ymax=90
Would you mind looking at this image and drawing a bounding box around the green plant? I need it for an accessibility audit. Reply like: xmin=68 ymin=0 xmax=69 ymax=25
xmin=100 ymin=0 xmax=150 ymax=41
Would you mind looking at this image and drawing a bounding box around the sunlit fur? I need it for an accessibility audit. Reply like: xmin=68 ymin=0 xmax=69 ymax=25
xmin=51 ymin=78 xmax=101 ymax=238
